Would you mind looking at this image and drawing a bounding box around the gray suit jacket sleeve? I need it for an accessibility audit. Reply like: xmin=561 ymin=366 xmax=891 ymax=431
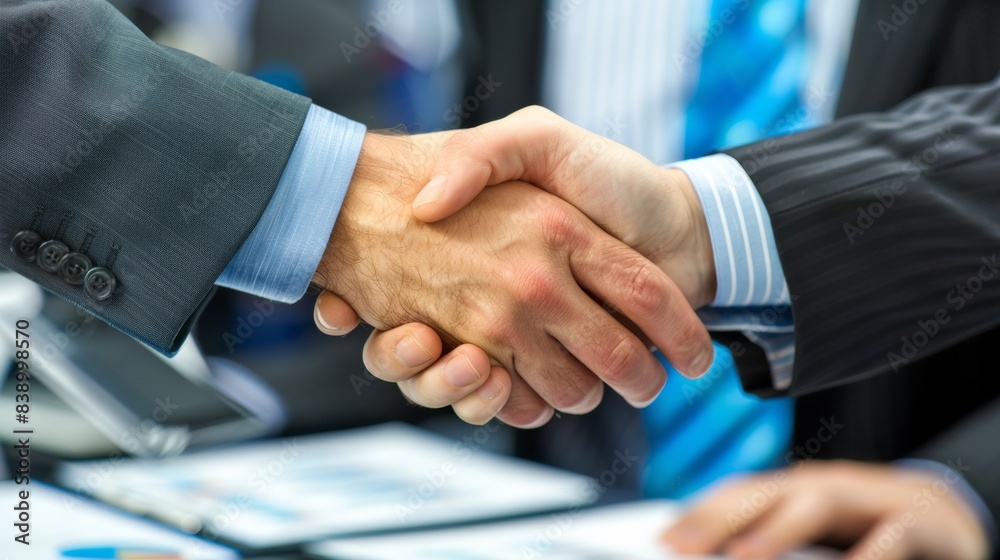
xmin=912 ymin=397 xmax=1000 ymax=547
xmin=723 ymin=78 xmax=1000 ymax=396
xmin=1 ymin=0 xmax=312 ymax=354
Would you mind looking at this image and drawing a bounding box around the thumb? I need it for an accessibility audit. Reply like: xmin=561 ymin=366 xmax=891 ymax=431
xmin=411 ymin=106 xmax=569 ymax=223
xmin=313 ymin=290 xmax=362 ymax=335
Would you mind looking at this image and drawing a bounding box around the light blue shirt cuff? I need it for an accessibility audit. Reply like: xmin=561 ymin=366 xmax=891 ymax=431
xmin=670 ymin=154 xmax=789 ymax=307
xmin=668 ymin=154 xmax=795 ymax=389
xmin=217 ymin=105 xmax=367 ymax=303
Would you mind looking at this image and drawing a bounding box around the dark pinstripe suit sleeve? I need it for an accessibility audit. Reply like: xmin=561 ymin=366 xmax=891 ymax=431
xmin=0 ymin=0 xmax=311 ymax=354
xmin=724 ymin=79 xmax=1000 ymax=396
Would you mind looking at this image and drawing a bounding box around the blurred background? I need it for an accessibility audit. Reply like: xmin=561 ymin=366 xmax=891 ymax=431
xmin=5 ymin=3 xmax=1000 ymax=556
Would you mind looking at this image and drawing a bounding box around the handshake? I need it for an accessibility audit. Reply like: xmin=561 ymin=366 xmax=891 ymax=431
xmin=310 ymin=107 xmax=719 ymax=428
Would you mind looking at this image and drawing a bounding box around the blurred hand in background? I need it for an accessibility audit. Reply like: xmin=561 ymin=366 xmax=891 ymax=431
xmin=662 ymin=461 xmax=989 ymax=560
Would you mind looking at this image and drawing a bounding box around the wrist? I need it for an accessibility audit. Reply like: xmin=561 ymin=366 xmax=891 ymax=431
xmin=312 ymin=133 xmax=426 ymax=289
xmin=659 ymin=168 xmax=716 ymax=309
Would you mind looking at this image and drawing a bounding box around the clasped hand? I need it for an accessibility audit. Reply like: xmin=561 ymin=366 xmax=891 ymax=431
xmin=311 ymin=107 xmax=717 ymax=428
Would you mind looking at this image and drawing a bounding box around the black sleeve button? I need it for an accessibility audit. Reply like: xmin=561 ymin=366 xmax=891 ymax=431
xmin=10 ymin=230 xmax=43 ymax=263
xmin=37 ymin=240 xmax=70 ymax=273
xmin=84 ymin=267 xmax=117 ymax=301
xmin=58 ymin=253 xmax=93 ymax=285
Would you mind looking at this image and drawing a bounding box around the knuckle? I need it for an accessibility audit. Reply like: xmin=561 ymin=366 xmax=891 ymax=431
xmin=621 ymin=259 xmax=665 ymax=315
xmin=546 ymin=377 xmax=595 ymax=412
xmin=483 ymin=317 xmax=517 ymax=347
xmin=601 ymin=335 xmax=645 ymax=385
xmin=537 ymin=202 xmax=582 ymax=248
xmin=517 ymin=105 xmax=555 ymax=121
xmin=514 ymin=266 xmax=561 ymax=309
xmin=558 ymin=380 xmax=604 ymax=414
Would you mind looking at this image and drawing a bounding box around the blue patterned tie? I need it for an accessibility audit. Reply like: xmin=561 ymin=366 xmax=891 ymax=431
xmin=644 ymin=0 xmax=809 ymax=499
xmin=684 ymin=0 xmax=810 ymax=159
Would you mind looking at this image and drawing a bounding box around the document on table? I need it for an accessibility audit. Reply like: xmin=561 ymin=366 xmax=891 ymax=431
xmin=57 ymin=423 xmax=595 ymax=550
xmin=308 ymin=500 xmax=839 ymax=560
xmin=1 ymin=481 xmax=238 ymax=559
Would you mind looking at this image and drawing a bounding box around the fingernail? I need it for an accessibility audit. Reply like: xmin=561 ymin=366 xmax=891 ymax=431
xmin=413 ymin=175 xmax=447 ymax=207
xmin=394 ymin=334 xmax=433 ymax=367
xmin=629 ymin=379 xmax=666 ymax=409
xmin=444 ymin=354 xmax=481 ymax=388
xmin=689 ymin=346 xmax=715 ymax=378
xmin=476 ymin=378 xmax=504 ymax=401
xmin=314 ymin=305 xmax=346 ymax=335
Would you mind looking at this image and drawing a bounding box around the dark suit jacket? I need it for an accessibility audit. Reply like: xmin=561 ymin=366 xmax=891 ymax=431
xmin=460 ymin=0 xmax=1000 ymax=535
xmin=0 ymin=0 xmax=309 ymax=354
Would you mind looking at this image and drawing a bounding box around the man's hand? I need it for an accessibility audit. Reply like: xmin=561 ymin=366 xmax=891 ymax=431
xmin=317 ymin=108 xmax=718 ymax=425
xmin=312 ymin=131 xmax=714 ymax=427
xmin=662 ymin=461 xmax=989 ymax=560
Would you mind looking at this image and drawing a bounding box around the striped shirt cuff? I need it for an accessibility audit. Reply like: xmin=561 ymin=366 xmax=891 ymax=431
xmin=217 ymin=105 xmax=366 ymax=303
xmin=668 ymin=154 xmax=795 ymax=389
xmin=670 ymin=154 xmax=790 ymax=307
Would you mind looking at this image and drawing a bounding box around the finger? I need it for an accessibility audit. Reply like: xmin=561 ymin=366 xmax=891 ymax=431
xmin=845 ymin=517 xmax=913 ymax=560
xmin=495 ymin=367 xmax=555 ymax=429
xmin=451 ymin=366 xmax=512 ymax=425
xmin=544 ymin=288 xmax=662 ymax=409
xmin=662 ymin=478 xmax=767 ymax=554
xmin=726 ymin=493 xmax=833 ymax=559
xmin=314 ymin=290 xmax=362 ymax=335
xmin=397 ymin=344 xmax=492 ymax=408
xmin=362 ymin=324 xmax=444 ymax=382
xmin=509 ymin=324 xmax=606 ymax=415
xmin=412 ymin=106 xmax=570 ymax=222
xmin=570 ymin=236 xmax=714 ymax=383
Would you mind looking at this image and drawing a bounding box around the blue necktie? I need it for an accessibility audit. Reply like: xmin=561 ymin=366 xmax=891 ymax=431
xmin=643 ymin=0 xmax=809 ymax=499
xmin=684 ymin=0 xmax=810 ymax=159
